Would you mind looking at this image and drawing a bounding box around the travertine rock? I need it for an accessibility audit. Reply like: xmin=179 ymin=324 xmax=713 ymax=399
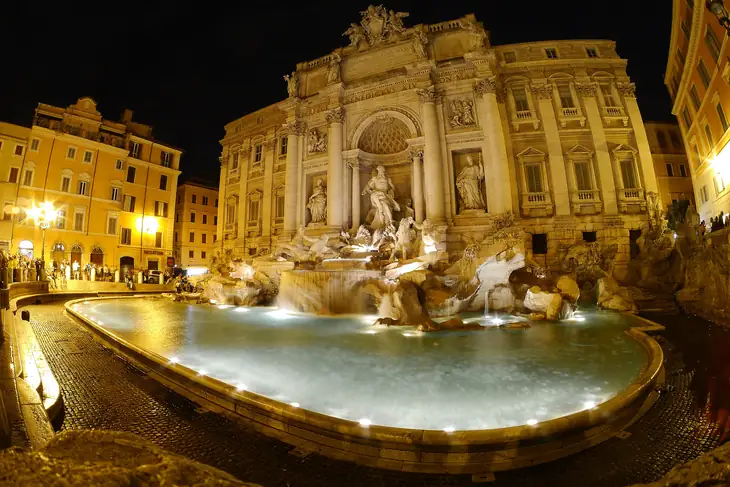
xmin=524 ymin=286 xmax=563 ymax=320
xmin=597 ymin=276 xmax=637 ymax=313
xmin=0 ymin=430 xmax=257 ymax=486
xmin=556 ymin=275 xmax=580 ymax=303
xmin=489 ymin=285 xmax=515 ymax=311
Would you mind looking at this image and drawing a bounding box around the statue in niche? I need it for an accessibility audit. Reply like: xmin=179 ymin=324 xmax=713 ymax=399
xmin=362 ymin=165 xmax=400 ymax=230
xmin=283 ymin=71 xmax=299 ymax=98
xmin=327 ymin=53 xmax=341 ymax=84
xmin=307 ymin=179 xmax=327 ymax=224
xmin=449 ymin=99 xmax=475 ymax=127
xmin=344 ymin=23 xmax=365 ymax=48
xmin=456 ymin=155 xmax=486 ymax=211
xmin=308 ymin=128 xmax=327 ymax=153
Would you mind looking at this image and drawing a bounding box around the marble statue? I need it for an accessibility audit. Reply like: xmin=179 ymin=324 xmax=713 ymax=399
xmin=327 ymin=53 xmax=341 ymax=84
xmin=402 ymin=198 xmax=415 ymax=220
xmin=347 ymin=5 xmax=410 ymax=46
xmin=412 ymin=30 xmax=428 ymax=59
xmin=353 ymin=225 xmax=372 ymax=246
xmin=646 ymin=191 xmax=663 ymax=230
xmin=418 ymin=219 xmax=439 ymax=254
xmin=308 ymin=128 xmax=327 ymax=153
xmin=283 ymin=71 xmax=299 ymax=98
xmin=344 ymin=23 xmax=365 ymax=47
xmin=456 ymin=155 xmax=486 ymax=211
xmin=459 ymin=17 xmax=487 ymax=51
xmin=307 ymin=179 xmax=327 ymax=224
xmin=449 ymin=99 xmax=475 ymax=127
xmin=391 ymin=217 xmax=416 ymax=261
xmin=362 ymin=165 xmax=400 ymax=229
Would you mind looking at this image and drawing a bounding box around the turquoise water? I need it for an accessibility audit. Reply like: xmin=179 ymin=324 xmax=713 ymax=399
xmin=72 ymin=298 xmax=647 ymax=431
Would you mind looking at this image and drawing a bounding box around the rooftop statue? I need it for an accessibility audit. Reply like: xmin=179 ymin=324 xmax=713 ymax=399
xmin=344 ymin=5 xmax=410 ymax=47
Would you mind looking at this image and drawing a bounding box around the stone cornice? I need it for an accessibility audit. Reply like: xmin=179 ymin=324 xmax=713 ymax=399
xmin=343 ymin=77 xmax=418 ymax=104
xmin=671 ymin=2 xmax=703 ymax=115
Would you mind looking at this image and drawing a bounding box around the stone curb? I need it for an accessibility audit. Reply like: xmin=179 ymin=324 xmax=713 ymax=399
xmin=64 ymin=295 xmax=667 ymax=474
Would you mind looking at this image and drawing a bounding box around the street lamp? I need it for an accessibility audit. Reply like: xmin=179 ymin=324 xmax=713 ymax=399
xmin=707 ymin=0 xmax=730 ymax=35
xmin=26 ymin=202 xmax=57 ymax=265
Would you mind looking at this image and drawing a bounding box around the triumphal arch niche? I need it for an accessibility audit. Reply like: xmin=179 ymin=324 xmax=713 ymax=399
xmin=220 ymin=4 xmax=657 ymax=278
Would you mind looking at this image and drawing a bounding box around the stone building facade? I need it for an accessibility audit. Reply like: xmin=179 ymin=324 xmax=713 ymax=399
xmin=645 ymin=121 xmax=694 ymax=208
xmin=173 ymin=181 xmax=219 ymax=272
xmin=218 ymin=6 xmax=658 ymax=280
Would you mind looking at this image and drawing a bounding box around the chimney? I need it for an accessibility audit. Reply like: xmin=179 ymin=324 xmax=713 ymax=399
xmin=122 ymin=109 xmax=134 ymax=123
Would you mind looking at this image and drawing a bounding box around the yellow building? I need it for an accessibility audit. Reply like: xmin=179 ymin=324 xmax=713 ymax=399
xmin=0 ymin=122 xmax=30 ymax=251
xmin=10 ymin=97 xmax=181 ymax=271
xmin=666 ymin=0 xmax=730 ymax=221
xmin=644 ymin=121 xmax=694 ymax=207
xmin=173 ymin=181 xmax=219 ymax=272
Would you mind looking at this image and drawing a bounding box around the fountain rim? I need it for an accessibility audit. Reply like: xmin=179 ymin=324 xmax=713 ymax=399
xmin=64 ymin=296 xmax=664 ymax=472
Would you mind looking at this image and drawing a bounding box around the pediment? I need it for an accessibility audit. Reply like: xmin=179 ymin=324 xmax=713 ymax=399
xmin=516 ymin=147 xmax=545 ymax=160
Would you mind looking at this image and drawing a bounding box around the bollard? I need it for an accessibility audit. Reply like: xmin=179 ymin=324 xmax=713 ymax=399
xmin=20 ymin=310 xmax=30 ymax=321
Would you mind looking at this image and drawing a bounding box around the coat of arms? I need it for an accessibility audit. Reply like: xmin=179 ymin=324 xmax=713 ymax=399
xmin=343 ymin=4 xmax=409 ymax=48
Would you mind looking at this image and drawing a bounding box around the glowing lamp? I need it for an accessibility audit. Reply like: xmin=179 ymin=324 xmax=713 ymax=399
xmin=707 ymin=0 xmax=730 ymax=34
xmin=135 ymin=216 xmax=159 ymax=234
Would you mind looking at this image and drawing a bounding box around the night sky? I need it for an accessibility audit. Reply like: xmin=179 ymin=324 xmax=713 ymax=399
xmin=0 ymin=1 xmax=673 ymax=186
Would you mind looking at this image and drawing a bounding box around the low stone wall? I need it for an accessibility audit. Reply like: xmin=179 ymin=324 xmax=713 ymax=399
xmin=8 ymin=281 xmax=49 ymax=302
xmin=61 ymin=281 xmax=172 ymax=293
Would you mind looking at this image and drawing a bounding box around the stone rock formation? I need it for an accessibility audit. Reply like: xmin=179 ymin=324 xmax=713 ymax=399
xmin=202 ymin=262 xmax=276 ymax=306
xmin=0 ymin=430 xmax=256 ymax=486
xmin=597 ymin=275 xmax=637 ymax=313
xmin=524 ymin=286 xmax=564 ymax=320
xmin=629 ymin=441 xmax=730 ymax=487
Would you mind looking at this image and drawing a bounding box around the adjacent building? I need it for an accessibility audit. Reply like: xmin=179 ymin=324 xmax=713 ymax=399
xmin=8 ymin=97 xmax=182 ymax=270
xmin=645 ymin=121 xmax=694 ymax=207
xmin=173 ymin=181 xmax=219 ymax=272
xmin=665 ymin=0 xmax=730 ymax=222
xmin=0 ymin=122 xmax=30 ymax=251
xmin=219 ymin=6 xmax=660 ymax=279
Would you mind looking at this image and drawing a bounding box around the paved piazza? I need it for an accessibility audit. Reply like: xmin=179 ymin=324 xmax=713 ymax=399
xmin=25 ymin=302 xmax=722 ymax=486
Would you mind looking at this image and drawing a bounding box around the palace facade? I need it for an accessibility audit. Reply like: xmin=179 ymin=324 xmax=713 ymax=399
xmin=644 ymin=121 xmax=694 ymax=207
xmin=7 ymin=97 xmax=181 ymax=271
xmin=173 ymin=181 xmax=219 ymax=272
xmin=218 ymin=6 xmax=658 ymax=279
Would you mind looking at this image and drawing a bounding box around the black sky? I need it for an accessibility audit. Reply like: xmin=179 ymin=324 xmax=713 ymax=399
xmin=0 ymin=1 xmax=673 ymax=186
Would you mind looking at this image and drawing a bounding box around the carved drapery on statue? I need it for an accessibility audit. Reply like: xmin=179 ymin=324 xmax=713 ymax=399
xmin=283 ymin=71 xmax=299 ymax=98
xmin=362 ymin=165 xmax=400 ymax=229
xmin=326 ymin=53 xmax=342 ymax=84
xmin=449 ymin=99 xmax=476 ymax=127
xmin=308 ymin=128 xmax=327 ymax=153
xmin=307 ymin=179 xmax=327 ymax=224
xmin=456 ymin=155 xmax=486 ymax=211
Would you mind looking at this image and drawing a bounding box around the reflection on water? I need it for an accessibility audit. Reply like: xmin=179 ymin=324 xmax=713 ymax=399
xmin=73 ymin=298 xmax=647 ymax=431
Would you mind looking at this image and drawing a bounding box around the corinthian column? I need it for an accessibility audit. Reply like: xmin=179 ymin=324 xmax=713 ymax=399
xmin=326 ymin=107 xmax=345 ymax=228
xmin=283 ymin=120 xmax=303 ymax=236
xmin=474 ymin=76 xmax=511 ymax=214
xmin=619 ymin=83 xmax=659 ymax=196
xmin=348 ymin=159 xmax=361 ymax=231
xmin=418 ymin=86 xmax=446 ymax=223
xmin=410 ymin=147 xmax=425 ymax=223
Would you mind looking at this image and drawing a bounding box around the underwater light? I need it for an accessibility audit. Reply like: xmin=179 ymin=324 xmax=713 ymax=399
xmin=571 ymin=316 xmax=586 ymax=322
xmin=235 ymin=383 xmax=247 ymax=391
xmin=362 ymin=329 xmax=378 ymax=335
xmin=583 ymin=401 xmax=596 ymax=410
xmin=526 ymin=419 xmax=538 ymax=426
xmin=198 ymin=370 xmax=207 ymax=376
xmin=169 ymin=356 xmax=180 ymax=364
xmin=290 ymin=402 xmax=300 ymax=408
xmin=267 ymin=309 xmax=295 ymax=320
xmin=358 ymin=418 xmax=372 ymax=427
xmin=209 ymin=299 xmax=217 ymax=304
xmin=234 ymin=307 xmax=249 ymax=312
xmin=491 ymin=317 xmax=504 ymax=325
xmin=443 ymin=426 xmax=455 ymax=433
xmin=217 ymin=304 xmax=233 ymax=309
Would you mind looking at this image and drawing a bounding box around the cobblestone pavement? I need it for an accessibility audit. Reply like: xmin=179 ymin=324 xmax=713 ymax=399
xmin=25 ymin=303 xmax=723 ymax=487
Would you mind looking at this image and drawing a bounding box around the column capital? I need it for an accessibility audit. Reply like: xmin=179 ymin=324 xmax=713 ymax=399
xmin=575 ymin=83 xmax=597 ymax=98
xmin=283 ymin=120 xmax=306 ymax=136
xmin=325 ymin=107 xmax=346 ymax=125
xmin=474 ymin=76 xmax=497 ymax=96
xmin=616 ymin=82 xmax=636 ymax=99
xmin=409 ymin=147 xmax=424 ymax=160
xmin=239 ymin=146 xmax=251 ymax=157
xmin=218 ymin=156 xmax=228 ymax=166
xmin=417 ymin=86 xmax=440 ymax=104
xmin=346 ymin=157 xmax=360 ymax=170
xmin=263 ymin=139 xmax=276 ymax=150
xmin=530 ymin=84 xmax=553 ymax=100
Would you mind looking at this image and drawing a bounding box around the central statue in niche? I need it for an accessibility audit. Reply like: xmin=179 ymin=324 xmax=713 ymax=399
xmin=456 ymin=155 xmax=486 ymax=211
xmin=362 ymin=165 xmax=400 ymax=229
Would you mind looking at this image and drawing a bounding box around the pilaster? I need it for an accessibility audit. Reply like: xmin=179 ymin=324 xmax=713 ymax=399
xmin=620 ymin=83 xmax=659 ymax=198
xmin=417 ymin=86 xmax=446 ymax=223
xmin=283 ymin=120 xmax=304 ymax=237
xmin=260 ymin=138 xmax=275 ymax=245
xmin=326 ymin=107 xmax=345 ymax=229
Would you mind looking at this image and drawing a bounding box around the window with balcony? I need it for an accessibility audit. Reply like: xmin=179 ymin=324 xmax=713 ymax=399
xmin=121 ymin=227 xmax=132 ymax=245
xmin=690 ymin=85 xmax=702 ymax=110
xmin=248 ymin=199 xmax=260 ymax=223
xmin=524 ymin=164 xmax=543 ymax=193
xmin=159 ymin=174 xmax=168 ymax=190
xmin=699 ymin=59 xmax=711 ymax=89
xmin=620 ymin=159 xmax=639 ymax=189
xmin=574 ymin=162 xmax=593 ymax=191
xmin=254 ymin=144 xmax=263 ymax=163
xmin=276 ymin=195 xmax=285 ymax=220
xmin=545 ymin=48 xmax=558 ymax=59
xmin=586 ymin=47 xmax=598 ymax=58
xmin=513 ymin=86 xmax=530 ymax=112
xmin=77 ymin=180 xmax=88 ymax=196
xmin=161 ymin=151 xmax=172 ymax=167
xmin=129 ymin=141 xmax=141 ymax=158
xmin=557 ymin=83 xmax=575 ymax=109
xmin=8 ymin=167 xmax=19 ymax=183
xmin=280 ymin=137 xmax=288 ymax=156
xmin=599 ymin=82 xmax=617 ymax=107
xmin=706 ymin=28 xmax=722 ymax=63
xmin=30 ymin=138 xmax=40 ymax=152
xmin=717 ymin=102 xmax=730 ymax=132
xmin=127 ymin=166 xmax=136 ymax=183
xmin=666 ymin=163 xmax=674 ymax=177
xmin=226 ymin=203 xmax=235 ymax=225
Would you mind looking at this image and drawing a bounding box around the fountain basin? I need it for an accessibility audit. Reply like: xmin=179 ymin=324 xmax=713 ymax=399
xmin=65 ymin=297 xmax=664 ymax=473
xmin=278 ymin=269 xmax=383 ymax=314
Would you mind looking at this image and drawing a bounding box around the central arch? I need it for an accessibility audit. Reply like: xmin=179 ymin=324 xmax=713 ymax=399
xmin=349 ymin=107 xmax=422 ymax=152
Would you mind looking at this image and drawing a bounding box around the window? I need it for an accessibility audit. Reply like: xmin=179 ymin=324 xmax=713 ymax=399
xmin=670 ymin=131 xmax=682 ymax=148
xmin=701 ymin=184 xmax=710 ymax=203
xmin=189 ymin=250 xmax=194 ymax=258
xmin=599 ymin=82 xmax=616 ymax=107
xmin=2 ymin=204 xmax=11 ymax=221
xmin=586 ymin=48 xmax=598 ymax=58
xmin=532 ymin=234 xmax=548 ymax=254
xmin=276 ymin=195 xmax=285 ymax=219
xmin=56 ymin=210 xmax=66 ymax=229
xmin=718 ymin=102 xmax=730 ymax=132
xmin=512 ymin=85 xmax=530 ymax=112
xmin=155 ymin=232 xmax=163 ymax=248
xmin=61 ymin=176 xmax=71 ymax=193
xmin=656 ymin=131 xmax=668 ymax=149
xmin=8 ymin=167 xmax=19 ymax=183
xmin=123 ymin=195 xmax=136 ymax=212
xmin=189 ymin=232 xmax=195 ymax=242
xmin=231 ymin=152 xmax=239 ymax=171
xmin=174 ymin=232 xmax=178 ymax=243
xmin=706 ymin=28 xmax=722 ymax=63
xmin=202 ymin=233 xmax=207 ymax=244
xmin=681 ymin=19 xmax=691 ymax=40
xmin=190 ymin=212 xmax=196 ymax=223
xmin=693 ymin=144 xmax=702 ymax=168
xmin=682 ymin=107 xmax=693 ymax=129
xmin=504 ymin=51 xmax=517 ymax=63
xmin=620 ymin=160 xmax=638 ymax=189
xmin=545 ymin=48 xmax=558 ymax=59
xmin=192 ymin=194 xmax=197 ymax=204
xmin=115 ymin=159 xmax=124 ymax=170
xmin=129 ymin=141 xmax=141 ymax=158
xmin=22 ymin=169 xmax=33 ymax=186
xmin=690 ymin=85 xmax=702 ymax=110
xmin=30 ymin=139 xmax=40 ymax=152
xmin=574 ymin=162 xmax=592 ymax=191
xmin=107 ymin=215 xmax=118 ymax=235
xmin=557 ymin=83 xmax=574 ymax=108
xmin=175 ymin=212 xmax=179 ymax=223
xmin=158 ymin=174 xmax=167 ymax=190
xmin=121 ymin=227 xmax=132 ymax=245
xmin=280 ymin=137 xmax=288 ymax=156
xmin=14 ymin=145 xmax=23 ymax=156
xmin=524 ymin=164 xmax=543 ymax=193
xmin=154 ymin=201 xmax=168 ymax=217
xmin=202 ymin=214 xmax=208 ymax=224
xmin=77 ymin=180 xmax=88 ymax=196
xmin=677 ymin=48 xmax=686 ymax=66
xmin=126 ymin=166 xmax=136 ymax=183
xmin=215 ymin=199 xmax=218 ymax=207
xmin=680 ymin=164 xmax=688 ymax=177
xmin=699 ymin=60 xmax=711 ymax=89
xmin=161 ymin=151 xmax=172 ymax=167
xmin=213 ymin=235 xmax=217 ymax=243
xmin=254 ymin=144 xmax=263 ymax=163
xmin=73 ymin=211 xmax=84 ymax=232
xmin=202 ymin=251 xmax=207 ymax=259
xmin=582 ymin=231 xmax=597 ymax=242
xmin=248 ymin=199 xmax=260 ymax=222
xmin=214 ymin=215 xmax=218 ymax=225
xmin=715 ymin=174 xmax=726 ymax=195
xmin=666 ymin=163 xmax=674 ymax=177
xmin=83 ymin=150 xmax=93 ymax=163
xmin=226 ymin=202 xmax=236 ymax=225
xmin=630 ymin=229 xmax=642 ymax=259
xmin=66 ymin=147 xmax=76 ymax=159
xmin=705 ymin=124 xmax=714 ymax=150
xmin=202 ymin=196 xmax=209 ymax=205
xmin=111 ymin=187 xmax=121 ymax=201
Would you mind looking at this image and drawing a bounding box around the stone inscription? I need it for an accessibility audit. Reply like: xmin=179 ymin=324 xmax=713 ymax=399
xmin=343 ymin=43 xmax=418 ymax=81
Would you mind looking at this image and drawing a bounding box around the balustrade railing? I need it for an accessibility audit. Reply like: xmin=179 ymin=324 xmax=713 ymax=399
xmin=562 ymin=107 xmax=580 ymax=117
xmin=576 ymin=190 xmax=599 ymax=201
xmin=622 ymin=188 xmax=643 ymax=199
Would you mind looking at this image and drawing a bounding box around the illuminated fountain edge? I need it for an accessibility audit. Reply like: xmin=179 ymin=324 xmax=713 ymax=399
xmin=64 ymin=296 xmax=665 ymax=474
